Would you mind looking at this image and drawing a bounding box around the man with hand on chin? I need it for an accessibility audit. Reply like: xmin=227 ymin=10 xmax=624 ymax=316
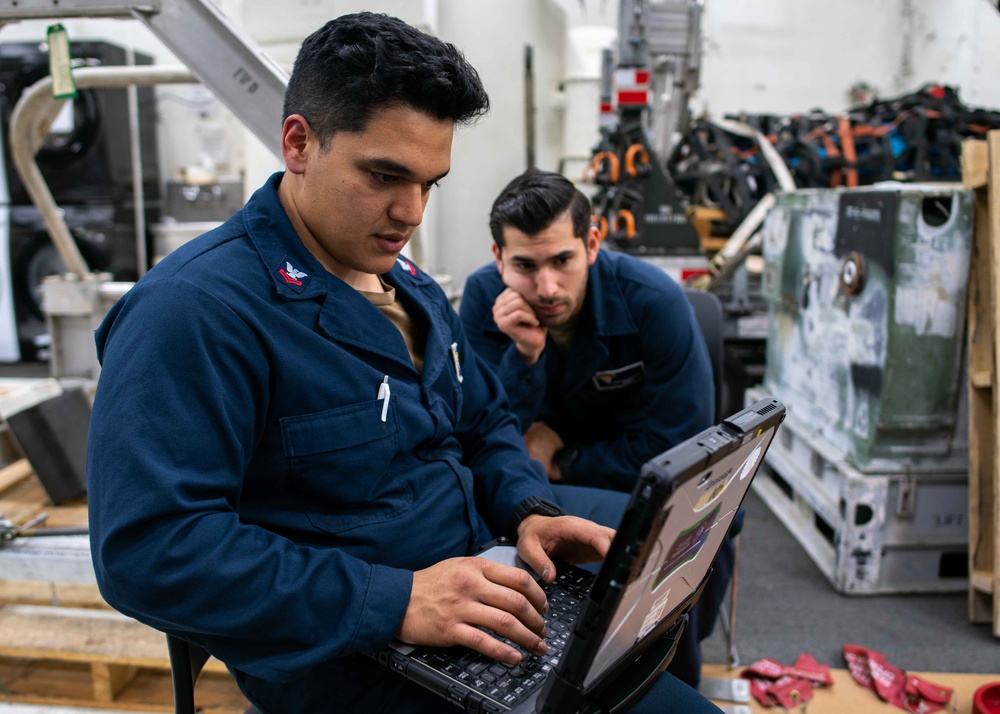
xmin=461 ymin=168 xmax=714 ymax=490
xmin=461 ymin=168 xmax=726 ymax=687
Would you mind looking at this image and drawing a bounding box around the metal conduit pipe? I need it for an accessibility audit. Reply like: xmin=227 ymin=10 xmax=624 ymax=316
xmin=9 ymin=65 xmax=198 ymax=277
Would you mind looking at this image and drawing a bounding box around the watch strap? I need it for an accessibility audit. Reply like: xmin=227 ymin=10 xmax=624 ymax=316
xmin=513 ymin=495 xmax=567 ymax=525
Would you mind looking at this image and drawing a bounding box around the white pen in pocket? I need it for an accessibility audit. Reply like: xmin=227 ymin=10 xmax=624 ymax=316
xmin=377 ymin=376 xmax=391 ymax=422
xmin=449 ymin=342 xmax=464 ymax=383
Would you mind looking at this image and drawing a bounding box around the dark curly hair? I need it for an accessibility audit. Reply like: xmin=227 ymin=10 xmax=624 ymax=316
xmin=283 ymin=12 xmax=490 ymax=146
xmin=489 ymin=169 xmax=592 ymax=248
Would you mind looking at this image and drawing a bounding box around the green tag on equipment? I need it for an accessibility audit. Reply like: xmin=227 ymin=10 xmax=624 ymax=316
xmin=47 ymin=24 xmax=78 ymax=99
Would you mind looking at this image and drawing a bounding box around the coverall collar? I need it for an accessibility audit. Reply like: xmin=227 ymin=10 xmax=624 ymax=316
xmin=243 ymin=172 xmax=444 ymax=375
xmin=586 ymin=250 xmax=640 ymax=338
xmin=243 ymin=172 xmax=331 ymax=301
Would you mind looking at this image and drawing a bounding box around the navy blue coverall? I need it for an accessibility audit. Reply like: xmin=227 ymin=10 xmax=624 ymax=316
xmin=86 ymin=173 xmax=722 ymax=713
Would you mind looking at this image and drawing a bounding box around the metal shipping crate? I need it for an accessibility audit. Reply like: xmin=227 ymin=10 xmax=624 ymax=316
xmin=747 ymin=387 xmax=968 ymax=594
xmin=761 ymin=185 xmax=973 ymax=473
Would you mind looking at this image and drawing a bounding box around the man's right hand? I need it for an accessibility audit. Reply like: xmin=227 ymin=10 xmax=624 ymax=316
xmin=492 ymin=288 xmax=547 ymax=366
xmin=397 ymin=557 xmax=550 ymax=665
xmin=524 ymin=421 xmax=565 ymax=482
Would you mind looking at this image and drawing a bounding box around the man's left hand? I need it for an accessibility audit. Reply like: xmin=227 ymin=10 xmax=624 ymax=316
xmin=524 ymin=422 xmax=565 ymax=482
xmin=515 ymin=514 xmax=615 ymax=583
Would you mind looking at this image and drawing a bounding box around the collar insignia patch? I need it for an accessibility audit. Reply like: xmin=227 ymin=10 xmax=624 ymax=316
xmin=276 ymin=261 xmax=310 ymax=293
xmin=396 ymin=257 xmax=417 ymax=277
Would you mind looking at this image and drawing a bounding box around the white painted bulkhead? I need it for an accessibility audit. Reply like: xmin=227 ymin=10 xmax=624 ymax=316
xmin=0 ymin=0 xmax=996 ymax=289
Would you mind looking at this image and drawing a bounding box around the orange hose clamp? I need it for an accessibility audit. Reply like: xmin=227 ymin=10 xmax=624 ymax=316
xmin=616 ymin=209 xmax=636 ymax=240
xmin=624 ymin=143 xmax=649 ymax=177
xmin=592 ymin=151 xmax=619 ymax=184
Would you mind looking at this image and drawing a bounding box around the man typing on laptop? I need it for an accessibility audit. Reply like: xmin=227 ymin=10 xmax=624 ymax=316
xmin=86 ymin=12 xmax=722 ymax=714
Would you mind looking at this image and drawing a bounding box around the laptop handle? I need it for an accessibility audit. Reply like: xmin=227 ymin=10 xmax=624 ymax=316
xmin=537 ymin=615 xmax=687 ymax=714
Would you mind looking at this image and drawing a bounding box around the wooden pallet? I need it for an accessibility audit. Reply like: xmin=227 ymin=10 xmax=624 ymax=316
xmin=963 ymin=134 xmax=1000 ymax=637
xmin=0 ymin=603 xmax=248 ymax=712
xmin=0 ymin=451 xmax=250 ymax=711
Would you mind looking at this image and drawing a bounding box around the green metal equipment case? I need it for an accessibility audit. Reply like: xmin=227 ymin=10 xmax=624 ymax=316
xmin=761 ymin=185 xmax=973 ymax=473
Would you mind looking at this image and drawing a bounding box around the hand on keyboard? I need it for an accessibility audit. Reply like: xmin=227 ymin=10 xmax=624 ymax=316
xmin=516 ymin=514 xmax=615 ymax=584
xmin=398 ymin=556 xmax=550 ymax=665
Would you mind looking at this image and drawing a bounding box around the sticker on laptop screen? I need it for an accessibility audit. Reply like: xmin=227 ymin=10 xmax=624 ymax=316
xmin=694 ymin=466 xmax=734 ymax=512
xmin=637 ymin=588 xmax=672 ymax=641
xmin=651 ymin=504 xmax=719 ymax=591
xmin=739 ymin=444 xmax=763 ymax=481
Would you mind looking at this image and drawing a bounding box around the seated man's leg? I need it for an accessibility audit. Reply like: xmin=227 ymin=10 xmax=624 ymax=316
xmin=631 ymin=671 xmax=723 ymax=714
xmin=665 ymin=604 xmax=705 ymax=687
xmin=550 ymin=483 xmax=629 ymax=529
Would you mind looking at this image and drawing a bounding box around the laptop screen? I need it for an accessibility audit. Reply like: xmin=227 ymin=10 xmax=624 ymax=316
xmin=583 ymin=423 xmax=778 ymax=688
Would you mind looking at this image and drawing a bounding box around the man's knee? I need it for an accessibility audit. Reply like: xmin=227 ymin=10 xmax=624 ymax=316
xmin=550 ymin=484 xmax=629 ymax=529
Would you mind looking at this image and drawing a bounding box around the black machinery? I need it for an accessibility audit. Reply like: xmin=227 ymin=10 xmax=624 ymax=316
xmin=0 ymin=39 xmax=160 ymax=359
xmin=584 ymin=0 xmax=702 ymax=258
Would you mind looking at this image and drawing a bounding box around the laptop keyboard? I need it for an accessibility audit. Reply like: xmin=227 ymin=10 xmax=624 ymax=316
xmin=412 ymin=568 xmax=594 ymax=711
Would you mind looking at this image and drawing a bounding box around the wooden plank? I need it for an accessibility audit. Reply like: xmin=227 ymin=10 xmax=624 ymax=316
xmin=91 ymin=661 xmax=139 ymax=702
xmin=967 ymin=171 xmax=994 ymax=625
xmin=0 ymin=473 xmax=86 ymax=525
xmin=963 ymin=138 xmax=989 ymax=189
xmin=971 ymin=370 xmax=993 ymax=388
xmin=987 ymin=131 xmax=1000 ymax=637
xmin=965 ymin=130 xmax=1000 ymax=634
xmin=0 ymin=457 xmax=33 ymax=494
xmin=0 ymin=476 xmax=47 ymax=525
xmin=0 ymin=657 xmax=248 ymax=712
xmin=971 ymin=568 xmax=994 ymax=593
xmin=0 ymin=604 xmax=227 ymax=674
xmin=0 ymin=658 xmax=146 ymax=710
xmin=0 ymin=468 xmax=89 ymax=533
xmin=116 ymin=669 xmax=248 ymax=714
xmin=0 ymin=579 xmax=108 ymax=609
xmin=43 ymin=502 xmax=90 ymax=528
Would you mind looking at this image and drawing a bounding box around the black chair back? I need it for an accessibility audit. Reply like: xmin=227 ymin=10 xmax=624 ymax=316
xmin=166 ymin=634 xmax=212 ymax=714
xmin=166 ymin=634 xmax=262 ymax=714
xmin=683 ymin=288 xmax=725 ymax=421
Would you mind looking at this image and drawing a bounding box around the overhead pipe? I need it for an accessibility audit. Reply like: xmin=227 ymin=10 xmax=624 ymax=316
xmin=525 ymin=43 xmax=536 ymax=170
xmin=9 ymin=65 xmax=197 ymax=277
xmin=124 ymin=48 xmax=148 ymax=277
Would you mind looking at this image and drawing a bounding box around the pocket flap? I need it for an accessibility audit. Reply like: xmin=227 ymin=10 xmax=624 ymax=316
xmin=281 ymin=399 xmax=395 ymax=457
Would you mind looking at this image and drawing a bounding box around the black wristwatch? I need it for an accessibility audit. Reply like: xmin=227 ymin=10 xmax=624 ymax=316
xmin=513 ymin=496 xmax=568 ymax=525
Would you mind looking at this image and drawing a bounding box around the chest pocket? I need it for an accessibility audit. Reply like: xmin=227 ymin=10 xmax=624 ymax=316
xmin=280 ymin=398 xmax=409 ymax=533
xmin=591 ymin=361 xmax=646 ymax=392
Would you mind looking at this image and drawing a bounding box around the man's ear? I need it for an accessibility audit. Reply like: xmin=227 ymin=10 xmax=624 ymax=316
xmin=281 ymin=114 xmax=313 ymax=174
xmin=492 ymin=242 xmax=503 ymax=272
xmin=585 ymin=226 xmax=601 ymax=266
